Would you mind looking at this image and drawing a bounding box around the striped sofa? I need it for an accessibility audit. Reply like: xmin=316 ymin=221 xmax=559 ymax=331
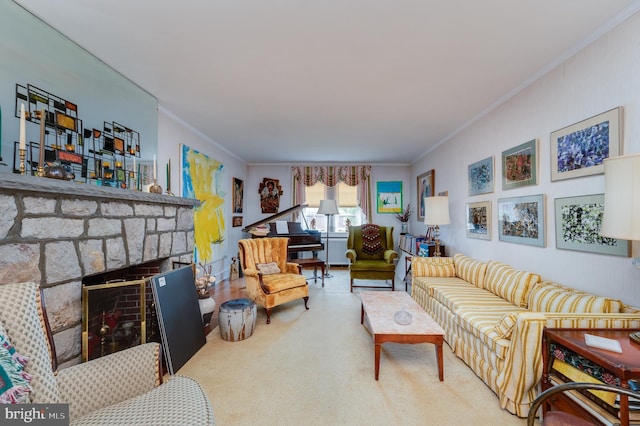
xmin=410 ymin=254 xmax=640 ymax=418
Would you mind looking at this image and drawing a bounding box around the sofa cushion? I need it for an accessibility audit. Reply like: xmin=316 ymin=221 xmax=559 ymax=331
xmin=484 ymin=261 xmax=539 ymax=308
xmin=412 ymin=257 xmax=456 ymax=277
xmin=494 ymin=313 xmax=518 ymax=339
xmin=72 ymin=375 xmax=215 ymax=426
xmin=455 ymin=308 xmax=522 ymax=360
xmin=528 ymin=281 xmax=623 ymax=313
xmin=453 ymin=254 xmax=487 ymax=288
xmin=427 ymin=280 xmax=517 ymax=314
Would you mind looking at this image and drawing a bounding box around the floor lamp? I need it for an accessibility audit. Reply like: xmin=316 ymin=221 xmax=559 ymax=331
xmin=600 ymin=153 xmax=640 ymax=344
xmin=424 ymin=196 xmax=450 ymax=257
xmin=318 ymin=199 xmax=339 ymax=278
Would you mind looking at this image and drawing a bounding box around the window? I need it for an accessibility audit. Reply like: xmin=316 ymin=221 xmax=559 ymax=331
xmin=303 ymin=182 xmax=363 ymax=232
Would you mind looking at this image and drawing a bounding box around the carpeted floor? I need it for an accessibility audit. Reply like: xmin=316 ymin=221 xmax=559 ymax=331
xmin=179 ymin=269 xmax=529 ymax=425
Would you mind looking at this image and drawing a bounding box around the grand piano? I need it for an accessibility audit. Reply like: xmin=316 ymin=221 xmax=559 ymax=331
xmin=241 ymin=204 xmax=324 ymax=258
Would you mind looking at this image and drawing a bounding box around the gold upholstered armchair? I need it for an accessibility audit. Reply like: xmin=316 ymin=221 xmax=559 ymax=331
xmin=238 ymin=237 xmax=309 ymax=324
xmin=345 ymin=225 xmax=398 ymax=292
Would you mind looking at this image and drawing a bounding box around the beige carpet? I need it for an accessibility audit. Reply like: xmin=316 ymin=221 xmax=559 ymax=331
xmin=179 ymin=269 xmax=529 ymax=425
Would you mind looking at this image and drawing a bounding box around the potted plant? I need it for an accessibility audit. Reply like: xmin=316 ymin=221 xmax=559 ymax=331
xmin=394 ymin=203 xmax=412 ymax=234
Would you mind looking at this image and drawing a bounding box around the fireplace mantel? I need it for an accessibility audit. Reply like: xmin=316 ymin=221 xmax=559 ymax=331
xmin=0 ymin=173 xmax=199 ymax=207
xmin=0 ymin=172 xmax=198 ymax=368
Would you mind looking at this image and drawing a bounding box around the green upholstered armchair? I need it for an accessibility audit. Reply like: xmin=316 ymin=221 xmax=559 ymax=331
xmin=345 ymin=225 xmax=398 ymax=292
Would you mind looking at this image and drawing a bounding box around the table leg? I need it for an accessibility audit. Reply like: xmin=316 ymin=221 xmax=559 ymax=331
xmin=435 ymin=343 xmax=444 ymax=381
xmin=312 ymin=266 xmax=318 ymax=283
xmin=360 ymin=303 xmax=364 ymax=324
xmin=321 ymin=263 xmax=325 ymax=287
xmin=375 ymin=343 xmax=381 ymax=380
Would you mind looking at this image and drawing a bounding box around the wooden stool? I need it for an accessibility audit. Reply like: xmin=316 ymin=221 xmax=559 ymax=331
xmin=219 ymin=298 xmax=257 ymax=342
xmin=291 ymin=258 xmax=325 ymax=287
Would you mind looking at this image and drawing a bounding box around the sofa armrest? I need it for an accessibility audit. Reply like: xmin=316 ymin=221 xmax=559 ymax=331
xmin=345 ymin=249 xmax=357 ymax=262
xmin=497 ymin=312 xmax=640 ymax=417
xmin=284 ymin=262 xmax=302 ymax=274
xmin=56 ymin=342 xmax=161 ymax=420
xmin=496 ymin=312 xmax=546 ymax=417
xmin=384 ymin=249 xmax=398 ymax=263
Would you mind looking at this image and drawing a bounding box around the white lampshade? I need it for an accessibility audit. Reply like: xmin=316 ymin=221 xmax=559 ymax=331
xmin=317 ymin=199 xmax=339 ymax=215
xmin=424 ymin=196 xmax=450 ymax=225
xmin=600 ymin=154 xmax=640 ymax=241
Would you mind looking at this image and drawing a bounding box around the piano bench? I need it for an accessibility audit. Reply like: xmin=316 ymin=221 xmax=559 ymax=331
xmin=290 ymin=258 xmax=325 ymax=287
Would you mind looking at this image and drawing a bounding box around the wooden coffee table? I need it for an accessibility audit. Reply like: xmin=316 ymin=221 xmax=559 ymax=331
xmin=360 ymin=291 xmax=444 ymax=381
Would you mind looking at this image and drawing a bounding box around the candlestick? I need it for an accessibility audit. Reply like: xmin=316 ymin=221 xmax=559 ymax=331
xmin=19 ymin=149 xmax=26 ymax=175
xmin=19 ymin=104 xmax=26 ymax=150
xmin=37 ymin=110 xmax=46 ymax=177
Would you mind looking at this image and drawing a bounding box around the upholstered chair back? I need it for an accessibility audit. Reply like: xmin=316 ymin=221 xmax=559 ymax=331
xmin=346 ymin=225 xmax=394 ymax=260
xmin=238 ymin=237 xmax=290 ymax=271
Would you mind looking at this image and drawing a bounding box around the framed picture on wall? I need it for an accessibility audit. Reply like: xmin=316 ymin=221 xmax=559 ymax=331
xmin=550 ymin=107 xmax=622 ymax=181
xmin=502 ymin=139 xmax=537 ymax=190
xmin=468 ymin=156 xmax=494 ymax=196
xmin=232 ymin=177 xmax=244 ymax=214
xmin=376 ymin=181 xmax=402 ymax=214
xmin=498 ymin=194 xmax=545 ymax=247
xmin=417 ymin=170 xmax=435 ymax=221
xmin=554 ymin=194 xmax=629 ymax=256
xmin=466 ymin=201 xmax=491 ymax=240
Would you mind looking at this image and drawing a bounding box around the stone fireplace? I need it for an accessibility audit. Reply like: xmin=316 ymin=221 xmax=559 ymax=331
xmin=0 ymin=173 xmax=198 ymax=368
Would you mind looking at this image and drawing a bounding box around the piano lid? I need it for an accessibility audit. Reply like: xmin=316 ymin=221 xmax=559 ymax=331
xmin=241 ymin=204 xmax=309 ymax=233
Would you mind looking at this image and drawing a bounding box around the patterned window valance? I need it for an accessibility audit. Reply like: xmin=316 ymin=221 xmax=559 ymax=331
xmin=291 ymin=165 xmax=372 ymax=221
xmin=291 ymin=165 xmax=371 ymax=187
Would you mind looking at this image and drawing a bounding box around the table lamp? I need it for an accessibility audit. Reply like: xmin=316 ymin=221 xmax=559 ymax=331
xmin=424 ymin=196 xmax=450 ymax=257
xmin=318 ymin=199 xmax=339 ymax=277
xmin=600 ymin=153 xmax=640 ymax=344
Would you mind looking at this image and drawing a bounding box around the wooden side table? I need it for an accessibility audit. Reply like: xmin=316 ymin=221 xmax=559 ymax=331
xmin=290 ymin=258 xmax=325 ymax=287
xmin=542 ymin=328 xmax=640 ymax=426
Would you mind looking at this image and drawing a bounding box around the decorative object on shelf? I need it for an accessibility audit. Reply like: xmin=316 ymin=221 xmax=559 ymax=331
xmin=466 ymin=201 xmax=491 ymax=240
xmin=394 ymin=307 xmax=412 ymax=325
xmin=468 ymin=156 xmax=494 ymax=196
xmin=318 ymin=199 xmax=339 ymax=277
xmin=43 ymin=162 xmax=75 ymax=180
xmin=376 ymin=181 xmax=402 ymax=214
xmin=502 ymin=139 xmax=538 ymax=190
xmin=498 ymin=194 xmax=545 ymax=247
xmin=394 ymin=203 xmax=412 ymax=234
xmin=424 ymin=196 xmax=450 ymax=257
xmin=166 ymin=159 xmax=173 ymax=195
xmin=551 ymin=107 xmax=621 ymax=181
xmin=416 ymin=169 xmax=435 ymax=221
xmin=148 ymin=180 xmax=163 ymax=194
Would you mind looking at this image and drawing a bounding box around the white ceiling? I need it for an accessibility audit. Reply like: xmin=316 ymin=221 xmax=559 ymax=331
xmin=14 ymin=0 xmax=640 ymax=164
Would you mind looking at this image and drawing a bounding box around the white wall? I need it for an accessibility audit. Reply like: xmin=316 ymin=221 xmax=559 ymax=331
xmin=411 ymin=12 xmax=640 ymax=307
xmin=157 ymin=108 xmax=248 ymax=280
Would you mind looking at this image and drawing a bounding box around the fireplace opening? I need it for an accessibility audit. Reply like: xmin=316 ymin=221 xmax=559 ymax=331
xmin=81 ymin=259 xmax=167 ymax=361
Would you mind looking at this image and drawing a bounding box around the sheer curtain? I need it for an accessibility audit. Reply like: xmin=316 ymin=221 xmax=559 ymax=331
xmin=291 ymin=165 xmax=372 ymax=221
